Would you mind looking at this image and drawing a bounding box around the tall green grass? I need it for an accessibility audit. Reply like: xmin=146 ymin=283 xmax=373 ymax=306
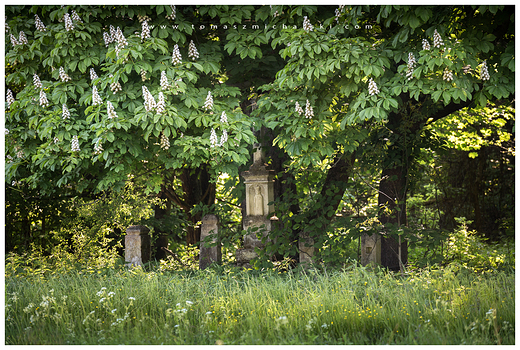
xmin=5 ymin=263 xmax=514 ymax=345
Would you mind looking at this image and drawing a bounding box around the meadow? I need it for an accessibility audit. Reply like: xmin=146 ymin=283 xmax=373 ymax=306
xmin=4 ymin=261 xmax=515 ymax=345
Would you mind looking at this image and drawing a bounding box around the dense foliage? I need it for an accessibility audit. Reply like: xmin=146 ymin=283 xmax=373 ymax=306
xmin=5 ymin=5 xmax=515 ymax=269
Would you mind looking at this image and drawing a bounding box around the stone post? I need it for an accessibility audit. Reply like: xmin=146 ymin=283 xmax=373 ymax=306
xmin=361 ymin=233 xmax=381 ymax=266
xmin=236 ymin=146 xmax=275 ymax=267
xmin=199 ymin=214 xmax=221 ymax=270
xmin=125 ymin=225 xmax=151 ymax=267
xmin=299 ymin=231 xmax=315 ymax=266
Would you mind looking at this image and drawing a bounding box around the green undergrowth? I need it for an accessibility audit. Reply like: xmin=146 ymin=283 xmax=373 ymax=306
xmin=5 ymin=263 xmax=515 ymax=345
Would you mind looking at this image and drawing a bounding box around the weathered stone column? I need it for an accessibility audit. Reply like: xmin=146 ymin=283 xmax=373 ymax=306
xmin=199 ymin=214 xmax=221 ymax=270
xmin=299 ymin=231 xmax=315 ymax=266
xmin=361 ymin=233 xmax=381 ymax=266
xmin=236 ymin=146 xmax=275 ymax=267
xmin=125 ymin=225 xmax=151 ymax=267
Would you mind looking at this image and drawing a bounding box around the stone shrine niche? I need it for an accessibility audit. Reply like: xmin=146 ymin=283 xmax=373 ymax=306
xmin=251 ymin=185 xmax=264 ymax=216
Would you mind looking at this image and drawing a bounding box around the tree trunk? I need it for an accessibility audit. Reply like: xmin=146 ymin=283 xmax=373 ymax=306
xmin=378 ymin=165 xmax=409 ymax=271
xmin=153 ymin=190 xmax=170 ymax=260
xmin=301 ymin=152 xmax=356 ymax=258
xmin=265 ymin=129 xmax=300 ymax=262
xmin=180 ymin=165 xmax=216 ymax=246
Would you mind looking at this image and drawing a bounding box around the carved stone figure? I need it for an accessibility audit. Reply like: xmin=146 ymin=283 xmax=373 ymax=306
xmin=252 ymin=185 xmax=264 ymax=216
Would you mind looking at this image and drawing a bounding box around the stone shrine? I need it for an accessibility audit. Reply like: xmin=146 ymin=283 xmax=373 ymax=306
xmin=236 ymin=145 xmax=275 ymax=267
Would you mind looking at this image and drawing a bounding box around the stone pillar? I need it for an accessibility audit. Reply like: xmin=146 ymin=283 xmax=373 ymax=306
xmin=199 ymin=214 xmax=221 ymax=270
xmin=361 ymin=233 xmax=381 ymax=266
xmin=236 ymin=146 xmax=275 ymax=267
xmin=299 ymin=231 xmax=315 ymax=266
xmin=125 ymin=225 xmax=151 ymax=267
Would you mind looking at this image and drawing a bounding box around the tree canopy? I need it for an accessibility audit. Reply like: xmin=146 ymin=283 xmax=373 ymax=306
xmin=5 ymin=5 xmax=514 ymax=266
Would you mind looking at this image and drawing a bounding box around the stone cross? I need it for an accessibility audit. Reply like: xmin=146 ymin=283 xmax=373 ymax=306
xmin=199 ymin=214 xmax=221 ymax=270
xmin=125 ymin=225 xmax=151 ymax=267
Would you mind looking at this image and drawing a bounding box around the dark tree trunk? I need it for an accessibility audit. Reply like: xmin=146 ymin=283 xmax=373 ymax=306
xmin=180 ymin=166 xmax=216 ymax=246
xmin=265 ymin=128 xmax=301 ymax=262
xmin=160 ymin=166 xmax=216 ymax=246
xmin=153 ymin=190 xmax=170 ymax=260
xmin=378 ymin=165 xmax=409 ymax=271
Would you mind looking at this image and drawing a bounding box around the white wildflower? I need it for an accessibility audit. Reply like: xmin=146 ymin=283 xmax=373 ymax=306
xmin=54 ymin=137 xmax=59 ymax=144
xmin=443 ymin=67 xmax=453 ymax=81
xmin=92 ymin=86 xmax=102 ymax=106
xmin=62 ymin=104 xmax=70 ymax=119
xmin=141 ymin=20 xmax=150 ymax=41
xmin=23 ymin=303 xmax=34 ymax=313
xmin=39 ymin=89 xmax=50 ymax=107
xmin=186 ymin=301 xmax=194 ymax=305
xmin=71 ymin=135 xmax=80 ymax=152
xmin=276 ymin=316 xmax=288 ymax=325
xmin=16 ymin=150 xmax=24 ymax=158
xmin=304 ymin=99 xmax=314 ymax=119
xmin=171 ymin=44 xmax=182 ymax=65
xmin=108 ymin=291 xmax=116 ymax=298
xmin=99 ymin=297 xmax=106 ymax=303
xmin=156 ymin=92 xmax=166 ymax=114
xmin=59 ymin=67 xmax=71 ymax=82
xmin=203 ymin=91 xmax=213 ymax=111
xmin=480 ymin=60 xmax=490 ymax=81
xmin=368 ymin=78 xmax=380 ymax=95
xmin=210 ymin=128 xmax=218 ymax=147
xmin=220 ymin=111 xmax=227 ymax=124
xmin=6 ymin=89 xmax=15 ymax=109
xmin=303 ymin=16 xmax=313 ymax=32
xmin=206 ymin=311 xmax=213 ymax=315
xmin=5 ymin=128 xmax=9 ymax=135
xmin=64 ymin=13 xmax=74 ymax=31
xmin=433 ymin=29 xmax=444 ymax=48
xmin=422 ymin=39 xmax=431 ymax=51
xmin=188 ymin=40 xmax=199 ymax=60
xmin=111 ymin=309 xmax=117 ymax=314
xmin=107 ymin=101 xmax=118 ymax=119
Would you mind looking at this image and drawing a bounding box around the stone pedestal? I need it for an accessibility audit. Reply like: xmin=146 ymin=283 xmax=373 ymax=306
xmin=125 ymin=225 xmax=151 ymax=267
xmin=361 ymin=233 xmax=381 ymax=266
xmin=236 ymin=146 xmax=275 ymax=267
xmin=199 ymin=214 xmax=221 ymax=270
